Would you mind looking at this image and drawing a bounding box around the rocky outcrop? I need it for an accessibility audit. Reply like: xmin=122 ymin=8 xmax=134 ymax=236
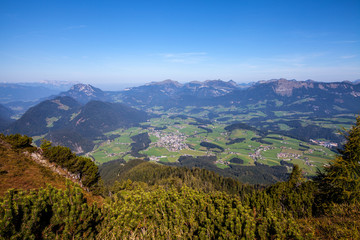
xmin=28 ymin=150 xmax=85 ymax=189
xmin=60 ymin=84 xmax=110 ymax=104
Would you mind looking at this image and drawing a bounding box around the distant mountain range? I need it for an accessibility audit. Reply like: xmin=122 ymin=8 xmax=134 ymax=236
xmin=215 ymin=79 xmax=360 ymax=116
xmin=79 ymin=79 xmax=359 ymax=117
xmin=0 ymin=81 xmax=78 ymax=116
xmin=105 ymin=79 xmax=360 ymax=117
xmin=3 ymin=78 xmax=359 ymax=115
xmin=2 ymin=78 xmax=360 ymax=152
xmin=112 ymin=80 xmax=244 ymax=108
xmin=0 ymin=81 xmax=77 ymax=103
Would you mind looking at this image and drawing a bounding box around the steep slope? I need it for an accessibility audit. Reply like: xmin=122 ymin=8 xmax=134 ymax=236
xmin=0 ymin=137 xmax=69 ymax=196
xmin=0 ymin=135 xmax=103 ymax=211
xmin=0 ymin=104 xmax=14 ymax=130
xmin=5 ymin=97 xmax=148 ymax=153
xmin=6 ymin=96 xmax=82 ymax=136
xmin=70 ymin=100 xmax=148 ymax=139
xmin=46 ymin=129 xmax=95 ymax=153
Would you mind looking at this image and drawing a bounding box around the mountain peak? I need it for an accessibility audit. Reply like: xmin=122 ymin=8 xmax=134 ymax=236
xmin=228 ymin=80 xmax=237 ymax=86
xmin=60 ymin=84 xmax=107 ymax=104
xmin=203 ymin=79 xmax=239 ymax=88
xmin=70 ymin=84 xmax=102 ymax=96
xmin=147 ymin=79 xmax=183 ymax=87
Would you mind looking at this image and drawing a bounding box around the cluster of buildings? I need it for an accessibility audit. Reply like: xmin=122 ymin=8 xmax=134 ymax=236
xmin=249 ymin=145 xmax=275 ymax=161
xmin=149 ymin=155 xmax=168 ymax=162
xmin=277 ymin=152 xmax=302 ymax=160
xmin=277 ymin=150 xmax=316 ymax=167
xmin=310 ymin=139 xmax=338 ymax=148
xmin=151 ymin=130 xmax=189 ymax=152
xmin=215 ymin=159 xmax=229 ymax=165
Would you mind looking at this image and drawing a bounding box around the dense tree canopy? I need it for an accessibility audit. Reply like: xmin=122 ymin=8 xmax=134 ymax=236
xmin=41 ymin=140 xmax=101 ymax=192
xmin=318 ymin=116 xmax=360 ymax=203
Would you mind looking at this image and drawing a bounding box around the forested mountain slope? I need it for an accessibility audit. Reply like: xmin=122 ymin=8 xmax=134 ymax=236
xmin=5 ymin=97 xmax=148 ymax=153
xmin=6 ymin=96 xmax=82 ymax=136
xmin=0 ymin=104 xmax=13 ymax=130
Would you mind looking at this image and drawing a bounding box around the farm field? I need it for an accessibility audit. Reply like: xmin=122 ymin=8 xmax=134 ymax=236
xmin=88 ymin=106 xmax=342 ymax=176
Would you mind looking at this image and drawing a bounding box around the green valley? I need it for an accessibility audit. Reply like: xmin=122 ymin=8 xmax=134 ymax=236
xmin=88 ymin=106 xmax=338 ymax=177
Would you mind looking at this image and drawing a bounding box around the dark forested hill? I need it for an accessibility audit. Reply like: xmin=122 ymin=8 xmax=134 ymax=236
xmin=6 ymin=96 xmax=81 ymax=136
xmin=0 ymin=104 xmax=13 ymax=130
xmin=70 ymin=100 xmax=148 ymax=139
xmin=5 ymin=97 xmax=148 ymax=153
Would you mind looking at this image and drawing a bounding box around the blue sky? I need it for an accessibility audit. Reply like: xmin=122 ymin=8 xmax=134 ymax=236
xmin=0 ymin=0 xmax=359 ymax=88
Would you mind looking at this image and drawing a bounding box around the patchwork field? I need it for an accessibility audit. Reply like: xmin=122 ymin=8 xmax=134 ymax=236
xmin=87 ymin=106 xmax=346 ymax=176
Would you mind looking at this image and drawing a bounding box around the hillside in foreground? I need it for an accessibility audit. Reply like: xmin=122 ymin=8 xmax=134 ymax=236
xmin=0 ymin=137 xmax=67 ymax=196
xmin=0 ymin=134 xmax=102 ymax=203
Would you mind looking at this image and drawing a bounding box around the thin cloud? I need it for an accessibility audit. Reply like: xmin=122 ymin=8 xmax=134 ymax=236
xmin=250 ymin=52 xmax=328 ymax=66
xmin=65 ymin=25 xmax=87 ymax=30
xmin=290 ymin=30 xmax=332 ymax=39
xmin=160 ymin=52 xmax=208 ymax=64
xmin=340 ymin=55 xmax=357 ymax=59
xmin=331 ymin=40 xmax=358 ymax=44
xmin=293 ymin=63 xmax=306 ymax=67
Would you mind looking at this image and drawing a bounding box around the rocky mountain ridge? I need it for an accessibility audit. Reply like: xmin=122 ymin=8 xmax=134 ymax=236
xmin=107 ymin=79 xmax=360 ymax=117
xmin=255 ymin=78 xmax=360 ymax=97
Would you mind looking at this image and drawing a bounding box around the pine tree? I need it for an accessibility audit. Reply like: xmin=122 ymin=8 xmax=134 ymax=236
xmin=320 ymin=116 xmax=360 ymax=203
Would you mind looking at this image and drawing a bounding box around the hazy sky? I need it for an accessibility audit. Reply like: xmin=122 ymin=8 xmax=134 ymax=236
xmin=1 ymin=0 xmax=359 ymax=87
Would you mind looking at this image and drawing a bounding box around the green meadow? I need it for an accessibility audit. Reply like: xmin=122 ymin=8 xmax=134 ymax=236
xmin=88 ymin=106 xmax=341 ymax=176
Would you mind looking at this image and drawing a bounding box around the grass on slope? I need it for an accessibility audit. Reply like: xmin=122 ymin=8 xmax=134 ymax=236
xmin=0 ymin=140 xmax=102 ymax=204
xmin=0 ymin=141 xmax=66 ymax=196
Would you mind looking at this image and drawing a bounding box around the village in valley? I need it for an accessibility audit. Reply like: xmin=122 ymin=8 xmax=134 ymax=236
xmin=88 ymin=111 xmax=336 ymax=176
